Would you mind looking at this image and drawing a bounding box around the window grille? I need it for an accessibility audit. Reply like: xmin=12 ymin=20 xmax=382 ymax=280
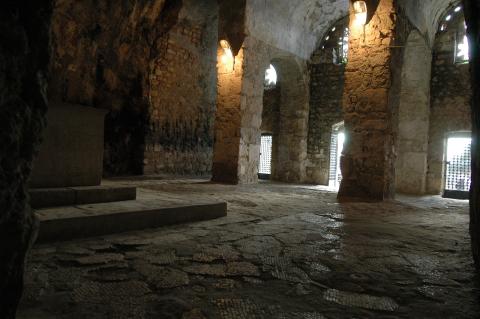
xmin=259 ymin=135 xmax=273 ymax=176
xmin=444 ymin=136 xmax=471 ymax=199
xmin=329 ymin=132 xmax=338 ymax=182
xmin=329 ymin=123 xmax=345 ymax=188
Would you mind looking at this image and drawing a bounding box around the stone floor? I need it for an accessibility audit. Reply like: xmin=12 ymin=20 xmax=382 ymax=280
xmin=18 ymin=178 xmax=480 ymax=318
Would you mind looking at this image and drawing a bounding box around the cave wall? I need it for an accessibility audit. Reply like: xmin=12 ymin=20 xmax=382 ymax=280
xmin=49 ymin=0 xmax=217 ymax=177
xmin=427 ymin=13 xmax=472 ymax=194
xmin=0 ymin=1 xmax=52 ymax=317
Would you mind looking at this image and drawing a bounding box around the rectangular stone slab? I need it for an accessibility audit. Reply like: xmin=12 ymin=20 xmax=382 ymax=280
xmin=30 ymin=103 xmax=108 ymax=188
xmin=35 ymin=201 xmax=227 ymax=242
xmin=29 ymin=186 xmax=137 ymax=209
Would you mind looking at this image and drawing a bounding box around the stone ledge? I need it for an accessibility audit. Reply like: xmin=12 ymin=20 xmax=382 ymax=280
xmin=35 ymin=201 xmax=227 ymax=243
xmin=29 ymin=186 xmax=137 ymax=209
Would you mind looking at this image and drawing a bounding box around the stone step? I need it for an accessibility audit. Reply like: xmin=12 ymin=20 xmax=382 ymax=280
xmin=35 ymin=200 xmax=227 ymax=243
xmin=29 ymin=186 xmax=137 ymax=209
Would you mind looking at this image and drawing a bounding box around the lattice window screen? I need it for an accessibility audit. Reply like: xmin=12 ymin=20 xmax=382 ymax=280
xmin=445 ymin=137 xmax=471 ymax=192
xmin=259 ymin=135 xmax=273 ymax=175
xmin=329 ymin=132 xmax=338 ymax=182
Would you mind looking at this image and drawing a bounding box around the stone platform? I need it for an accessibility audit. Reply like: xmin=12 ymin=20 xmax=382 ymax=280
xmin=30 ymin=186 xmax=137 ymax=209
xmin=35 ymin=188 xmax=227 ymax=242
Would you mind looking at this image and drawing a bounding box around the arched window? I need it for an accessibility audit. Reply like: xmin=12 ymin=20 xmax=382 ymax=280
xmin=264 ymin=64 xmax=277 ymax=88
xmin=438 ymin=5 xmax=469 ymax=64
xmin=322 ymin=24 xmax=350 ymax=65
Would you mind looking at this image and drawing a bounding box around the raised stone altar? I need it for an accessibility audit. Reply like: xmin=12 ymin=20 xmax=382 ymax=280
xmin=30 ymin=103 xmax=108 ymax=188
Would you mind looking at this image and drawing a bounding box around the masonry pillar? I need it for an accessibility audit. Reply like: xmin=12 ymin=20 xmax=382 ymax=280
xmin=338 ymin=0 xmax=397 ymax=201
xmin=463 ymin=0 xmax=480 ymax=269
xmin=212 ymin=37 xmax=266 ymax=184
xmin=396 ymin=31 xmax=431 ymax=195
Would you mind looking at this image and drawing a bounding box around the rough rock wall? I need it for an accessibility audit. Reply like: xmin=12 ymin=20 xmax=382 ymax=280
xmin=427 ymin=18 xmax=472 ymax=194
xmin=145 ymin=0 xmax=218 ymax=175
xmin=338 ymin=0 xmax=398 ymax=201
xmin=306 ymin=23 xmax=347 ymax=185
xmin=0 ymin=1 xmax=52 ymax=317
xmin=50 ymin=0 xmax=217 ymax=177
xmin=463 ymin=0 xmax=480 ymax=269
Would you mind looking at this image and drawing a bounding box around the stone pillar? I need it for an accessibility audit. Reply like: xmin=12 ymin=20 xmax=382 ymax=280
xmin=463 ymin=0 xmax=480 ymax=270
xmin=212 ymin=37 xmax=266 ymax=184
xmin=271 ymin=58 xmax=309 ymax=183
xmin=396 ymin=31 xmax=431 ymax=195
xmin=338 ymin=0 xmax=397 ymax=201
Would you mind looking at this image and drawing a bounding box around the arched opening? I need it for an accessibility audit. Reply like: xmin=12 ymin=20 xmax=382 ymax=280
xmin=306 ymin=16 xmax=348 ymax=186
xmin=395 ymin=3 xmax=472 ymax=198
xmin=427 ymin=3 xmax=472 ymax=197
xmin=259 ymin=64 xmax=279 ymax=180
xmin=259 ymin=58 xmax=309 ymax=183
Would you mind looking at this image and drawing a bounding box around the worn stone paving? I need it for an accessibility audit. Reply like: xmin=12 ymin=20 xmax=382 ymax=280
xmin=18 ymin=179 xmax=480 ymax=318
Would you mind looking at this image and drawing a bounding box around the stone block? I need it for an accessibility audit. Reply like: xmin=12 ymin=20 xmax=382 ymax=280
xmin=30 ymin=103 xmax=108 ymax=188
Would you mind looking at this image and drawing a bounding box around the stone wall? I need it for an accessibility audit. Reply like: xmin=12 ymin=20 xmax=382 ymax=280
xmin=49 ymin=0 xmax=217 ymax=177
xmin=145 ymin=0 xmax=218 ymax=176
xmin=49 ymin=0 xmax=174 ymax=176
xmin=260 ymin=86 xmax=281 ymax=134
xmin=306 ymin=19 xmax=347 ymax=185
xmin=427 ymin=13 xmax=472 ymax=194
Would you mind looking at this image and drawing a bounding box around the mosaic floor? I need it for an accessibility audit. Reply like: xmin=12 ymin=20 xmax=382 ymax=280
xmin=18 ymin=179 xmax=480 ymax=318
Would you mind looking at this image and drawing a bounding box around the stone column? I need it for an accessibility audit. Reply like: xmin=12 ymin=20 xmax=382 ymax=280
xmin=463 ymin=0 xmax=480 ymax=269
xmin=338 ymin=0 xmax=397 ymax=201
xmin=212 ymin=37 xmax=266 ymax=184
xmin=396 ymin=31 xmax=431 ymax=195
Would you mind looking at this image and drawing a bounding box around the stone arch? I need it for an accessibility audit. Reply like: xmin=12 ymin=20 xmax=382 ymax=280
xmin=306 ymin=16 xmax=349 ymax=185
xmin=269 ymin=56 xmax=309 ymax=183
xmin=395 ymin=30 xmax=432 ymax=195
xmin=426 ymin=3 xmax=472 ymax=195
